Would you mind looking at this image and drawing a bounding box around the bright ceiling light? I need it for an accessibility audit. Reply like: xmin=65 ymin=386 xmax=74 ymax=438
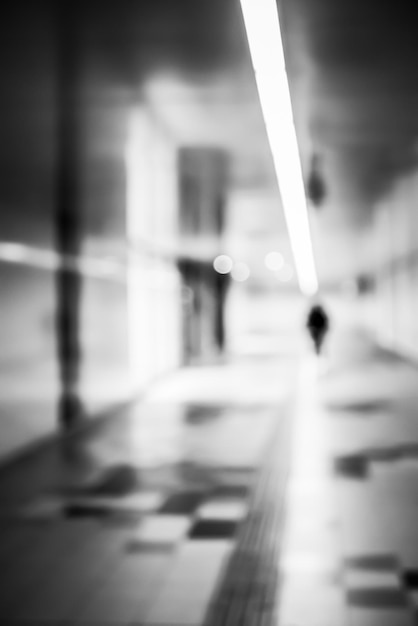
xmin=239 ymin=0 xmax=318 ymax=296
xmin=213 ymin=254 xmax=233 ymax=274
xmin=231 ymin=261 xmax=250 ymax=282
xmin=265 ymin=250 xmax=284 ymax=271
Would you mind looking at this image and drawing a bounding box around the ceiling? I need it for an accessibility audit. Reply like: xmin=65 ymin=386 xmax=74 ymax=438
xmin=1 ymin=0 xmax=418 ymax=288
xmin=279 ymin=0 xmax=418 ymax=283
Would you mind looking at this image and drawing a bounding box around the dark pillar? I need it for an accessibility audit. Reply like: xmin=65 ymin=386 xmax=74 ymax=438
xmin=178 ymin=148 xmax=229 ymax=363
xmin=54 ymin=1 xmax=84 ymax=432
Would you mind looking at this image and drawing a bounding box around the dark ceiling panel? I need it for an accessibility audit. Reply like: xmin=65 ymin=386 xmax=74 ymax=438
xmin=280 ymin=0 xmax=418 ymax=216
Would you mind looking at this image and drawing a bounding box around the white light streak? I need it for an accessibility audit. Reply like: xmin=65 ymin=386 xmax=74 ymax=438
xmin=239 ymin=0 xmax=318 ymax=296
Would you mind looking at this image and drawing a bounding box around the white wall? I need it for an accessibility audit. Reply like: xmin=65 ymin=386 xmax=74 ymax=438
xmin=372 ymin=169 xmax=418 ymax=359
xmin=0 ymin=103 xmax=184 ymax=461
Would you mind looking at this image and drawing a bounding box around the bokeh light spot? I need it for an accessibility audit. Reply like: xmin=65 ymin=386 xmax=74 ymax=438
xmin=213 ymin=254 xmax=233 ymax=274
xmin=265 ymin=251 xmax=284 ymax=271
xmin=231 ymin=261 xmax=250 ymax=282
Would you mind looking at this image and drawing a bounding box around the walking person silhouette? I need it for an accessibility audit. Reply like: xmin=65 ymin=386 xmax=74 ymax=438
xmin=306 ymin=303 xmax=329 ymax=355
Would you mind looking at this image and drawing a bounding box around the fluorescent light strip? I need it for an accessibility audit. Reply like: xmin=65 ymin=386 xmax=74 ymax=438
xmin=239 ymin=0 xmax=318 ymax=295
xmin=0 ymin=242 xmax=125 ymax=281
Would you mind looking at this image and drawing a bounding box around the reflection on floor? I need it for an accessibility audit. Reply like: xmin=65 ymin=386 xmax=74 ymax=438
xmin=279 ymin=333 xmax=418 ymax=626
xmin=2 ymin=332 xmax=418 ymax=625
xmin=0 ymin=354 xmax=296 ymax=625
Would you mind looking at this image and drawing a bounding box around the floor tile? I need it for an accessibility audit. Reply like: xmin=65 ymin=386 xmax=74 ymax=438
xmin=1 ymin=521 xmax=120 ymax=618
xmin=129 ymin=514 xmax=191 ymax=545
xmin=213 ymin=484 xmax=250 ymax=499
xmin=345 ymin=570 xmax=401 ymax=589
xmin=111 ymin=491 xmax=166 ymax=512
xmin=145 ymin=540 xmax=232 ymax=625
xmin=75 ymin=552 xmax=172 ymax=623
xmin=159 ymin=491 xmax=205 ymax=515
xmin=280 ymin=553 xmax=338 ymax=577
xmin=189 ymin=518 xmax=238 ymax=539
xmin=349 ymin=607 xmax=414 ymax=626
xmin=279 ymin=578 xmax=345 ymax=626
xmin=345 ymin=555 xmax=399 ymax=571
xmin=18 ymin=496 xmax=64 ymax=520
xmin=409 ymin=590 xmax=418 ymax=606
xmin=196 ymin=499 xmax=248 ymax=521
xmin=61 ymin=494 xmax=163 ymax=521
xmin=403 ymin=570 xmax=418 ymax=589
xmin=347 ymin=588 xmax=408 ymax=608
xmin=126 ymin=540 xmax=174 ymax=553
xmin=64 ymin=502 xmax=112 ymax=518
xmin=334 ymin=455 xmax=368 ymax=479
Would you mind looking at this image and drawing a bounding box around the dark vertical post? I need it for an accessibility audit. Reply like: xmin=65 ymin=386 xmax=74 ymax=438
xmin=55 ymin=0 xmax=84 ymax=431
xmin=178 ymin=148 xmax=229 ymax=362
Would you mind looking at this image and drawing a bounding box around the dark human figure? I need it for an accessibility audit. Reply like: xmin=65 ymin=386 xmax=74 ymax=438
xmin=306 ymin=304 xmax=329 ymax=355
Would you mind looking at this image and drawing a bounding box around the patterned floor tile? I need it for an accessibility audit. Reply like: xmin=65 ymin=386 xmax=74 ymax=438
xmin=345 ymin=555 xmax=399 ymax=571
xmin=145 ymin=540 xmax=233 ymax=625
xmin=279 ymin=578 xmax=345 ymax=626
xmin=185 ymin=405 xmax=223 ymax=423
xmin=281 ymin=553 xmax=339 ymax=577
xmin=212 ymin=484 xmax=250 ymax=499
xmin=60 ymin=492 xmax=166 ymax=522
xmin=83 ymin=463 xmax=141 ymax=496
xmin=1 ymin=522 xmax=123 ymax=619
xmin=126 ymin=540 xmax=174 ymax=553
xmin=19 ymin=496 xmax=64 ymax=520
xmin=159 ymin=491 xmax=206 ymax=515
xmin=334 ymin=454 xmax=368 ymax=479
xmin=188 ymin=519 xmax=238 ymax=539
xmin=347 ymin=588 xmax=408 ymax=608
xmin=128 ymin=515 xmax=191 ymax=546
xmin=64 ymin=502 xmax=112 ymax=519
xmin=409 ymin=590 xmax=418 ymax=607
xmin=196 ymin=499 xmax=248 ymax=521
xmin=113 ymin=491 xmax=166 ymax=512
xmin=345 ymin=570 xmax=401 ymax=589
xmin=349 ymin=607 xmax=414 ymax=626
xmin=403 ymin=570 xmax=418 ymax=589
xmin=75 ymin=552 xmax=172 ymax=623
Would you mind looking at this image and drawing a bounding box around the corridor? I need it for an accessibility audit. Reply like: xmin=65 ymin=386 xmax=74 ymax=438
xmin=0 ymin=330 xmax=418 ymax=625
xmin=2 ymin=0 xmax=418 ymax=624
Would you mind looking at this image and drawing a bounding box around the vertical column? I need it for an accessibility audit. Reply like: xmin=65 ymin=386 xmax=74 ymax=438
xmin=178 ymin=147 xmax=229 ymax=362
xmin=54 ymin=0 xmax=84 ymax=431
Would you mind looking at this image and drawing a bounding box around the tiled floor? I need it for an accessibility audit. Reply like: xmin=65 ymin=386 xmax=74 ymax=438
xmin=0 ymin=469 xmax=256 ymax=623
xmin=2 ymin=333 xmax=418 ymax=625
xmin=0 ymin=354 xmax=296 ymax=625
xmin=277 ymin=332 xmax=418 ymax=626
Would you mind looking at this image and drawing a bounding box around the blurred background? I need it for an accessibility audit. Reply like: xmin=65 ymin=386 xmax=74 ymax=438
xmin=0 ymin=0 xmax=417 ymax=460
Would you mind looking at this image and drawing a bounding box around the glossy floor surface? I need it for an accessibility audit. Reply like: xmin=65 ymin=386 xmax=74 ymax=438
xmin=1 ymin=330 xmax=418 ymax=625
